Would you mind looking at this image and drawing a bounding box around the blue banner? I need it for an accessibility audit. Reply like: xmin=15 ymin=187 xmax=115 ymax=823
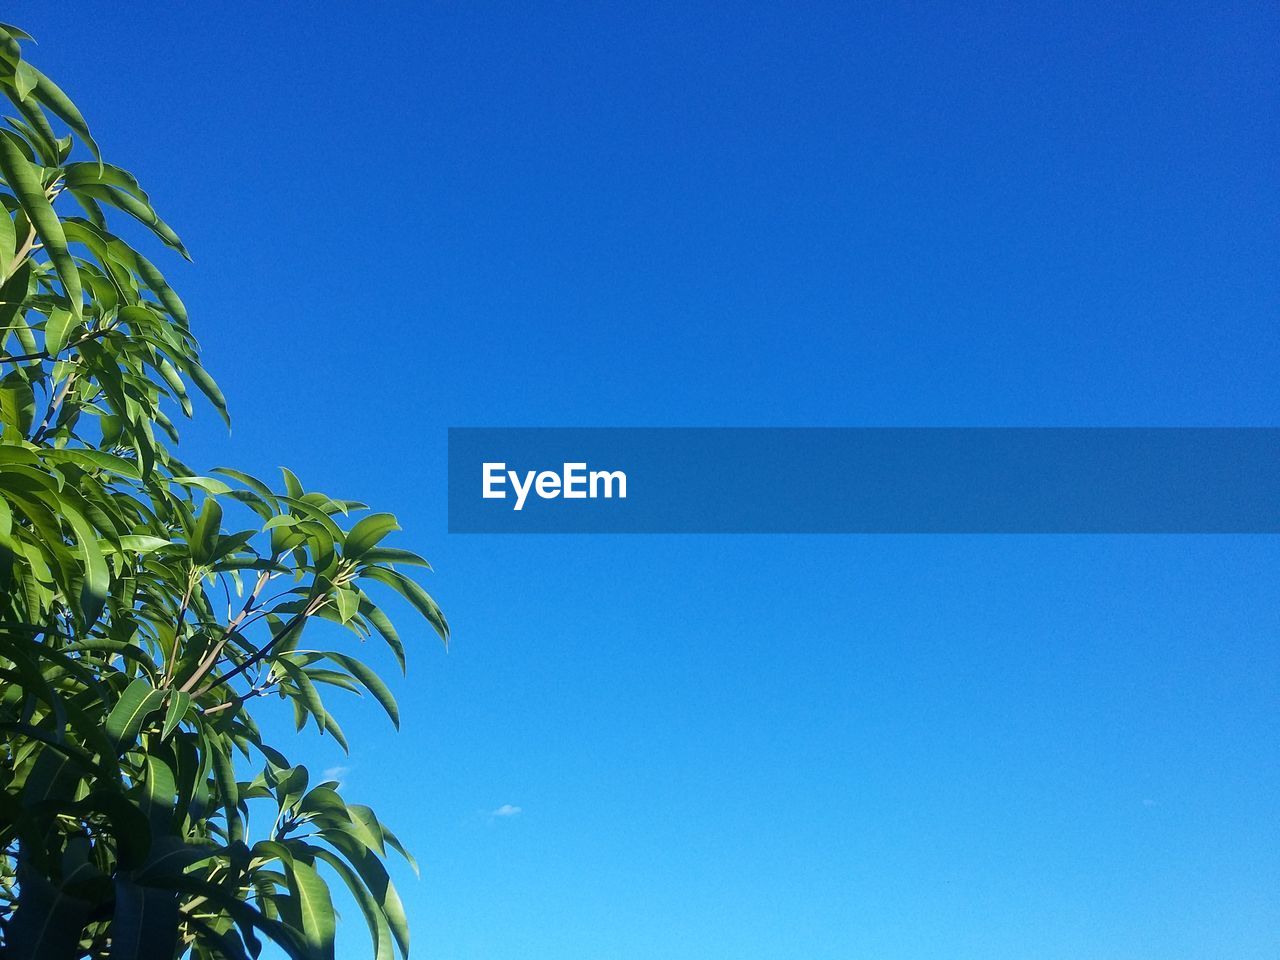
xmin=447 ymin=428 xmax=1280 ymax=533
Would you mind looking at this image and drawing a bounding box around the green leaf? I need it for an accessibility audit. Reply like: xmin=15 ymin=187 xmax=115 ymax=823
xmin=0 ymin=204 xmax=14 ymax=262
xmin=62 ymin=160 xmax=151 ymax=201
xmin=321 ymin=710 xmax=350 ymax=753
xmin=136 ymin=838 xmax=217 ymax=883
xmin=382 ymin=825 xmax=419 ymax=876
xmin=0 ymin=374 xmax=35 ymax=440
xmin=70 ymin=182 xmax=188 ymax=256
xmin=0 ymin=21 xmax=34 ymax=41
xmin=117 ymin=534 xmax=173 ymax=554
xmin=209 ymin=734 xmax=243 ymax=842
xmin=105 ymin=678 xmax=166 ymax=752
xmin=107 ymin=877 xmax=180 ymax=960
xmin=140 ymin=753 xmax=178 ymax=834
xmin=30 ymin=63 xmax=101 ymax=159
xmin=12 ymin=59 xmax=37 ymax=99
xmin=360 ymin=546 xmax=432 ymax=568
xmin=343 ymin=512 xmax=400 ymax=559
xmin=212 ymin=466 xmax=278 ymax=503
xmin=131 ymin=248 xmax=189 ymax=326
xmin=357 ymin=593 xmax=406 ymax=673
xmin=345 ymin=804 xmax=388 ymax=854
xmin=296 ymin=784 xmax=347 ymax=819
xmin=161 ymin=690 xmax=190 ymax=739
xmin=274 ymin=764 xmax=310 ymax=815
xmin=322 ymin=652 xmax=399 ymax=728
xmin=282 ymin=859 xmax=336 ymax=960
xmin=324 ymin=833 xmax=410 ymax=960
xmin=190 ymin=496 xmax=223 ymax=565
xmin=0 ymin=132 xmax=81 ymax=316
xmin=274 ymin=656 xmax=327 ymax=734
xmin=333 ymin=585 xmax=359 ymax=623
xmin=63 ymin=505 xmax=109 ymax=626
xmin=157 ymin=357 xmax=192 ymax=415
xmin=310 ymin=846 xmax=396 ymax=960
xmin=188 ymin=360 xmax=229 ymax=426
xmin=171 ymin=474 xmax=233 ymax=496
xmin=4 ymin=862 xmax=94 ymax=959
xmin=363 ymin=565 xmax=450 ymax=645
xmin=280 ymin=466 xmax=304 ymax=499
xmin=42 ymin=306 xmax=73 ymax=356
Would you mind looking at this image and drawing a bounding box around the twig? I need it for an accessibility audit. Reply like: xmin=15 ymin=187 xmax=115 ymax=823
xmin=192 ymin=595 xmax=327 ymax=698
xmin=0 ymin=327 xmax=111 ymax=364
xmin=177 ymin=569 xmax=273 ymax=694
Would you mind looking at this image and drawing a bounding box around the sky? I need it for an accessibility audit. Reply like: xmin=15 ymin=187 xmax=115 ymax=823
xmin=15 ymin=1 xmax=1280 ymax=957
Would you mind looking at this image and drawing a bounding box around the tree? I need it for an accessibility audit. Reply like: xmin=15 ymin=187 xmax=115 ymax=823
xmin=0 ymin=22 xmax=448 ymax=960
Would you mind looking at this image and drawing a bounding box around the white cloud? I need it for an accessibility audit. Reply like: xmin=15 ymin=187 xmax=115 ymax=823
xmin=491 ymin=804 xmax=522 ymax=818
xmin=323 ymin=766 xmax=350 ymax=785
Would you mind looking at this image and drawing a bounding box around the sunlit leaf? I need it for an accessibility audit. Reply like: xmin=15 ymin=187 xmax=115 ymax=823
xmin=0 ymin=132 xmax=81 ymax=316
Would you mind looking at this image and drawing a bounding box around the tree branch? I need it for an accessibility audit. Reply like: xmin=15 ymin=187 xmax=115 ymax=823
xmin=177 ymin=569 xmax=272 ymax=694
xmin=192 ymin=594 xmax=327 ymax=698
xmin=0 ymin=327 xmax=112 ymax=364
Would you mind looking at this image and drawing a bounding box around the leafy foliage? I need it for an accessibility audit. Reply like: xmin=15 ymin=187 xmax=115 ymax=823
xmin=0 ymin=22 xmax=448 ymax=959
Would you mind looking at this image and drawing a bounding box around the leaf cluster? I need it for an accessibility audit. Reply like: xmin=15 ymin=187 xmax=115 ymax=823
xmin=0 ymin=22 xmax=447 ymax=960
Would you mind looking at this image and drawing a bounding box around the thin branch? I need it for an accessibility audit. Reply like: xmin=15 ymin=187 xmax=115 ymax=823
xmin=200 ymin=685 xmax=269 ymax=717
xmin=2 ymin=222 xmax=37 ymax=282
xmin=192 ymin=595 xmax=328 ymax=698
xmin=178 ymin=569 xmax=273 ymax=694
xmin=161 ymin=568 xmax=199 ymax=687
xmin=0 ymin=327 xmax=111 ymax=364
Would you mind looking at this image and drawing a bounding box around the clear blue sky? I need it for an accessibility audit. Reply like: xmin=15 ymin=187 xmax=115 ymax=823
xmin=18 ymin=2 xmax=1280 ymax=957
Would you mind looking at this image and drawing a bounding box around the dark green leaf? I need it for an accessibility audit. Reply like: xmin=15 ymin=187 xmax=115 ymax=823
xmin=322 ymin=652 xmax=399 ymax=728
xmin=4 ymin=862 xmax=94 ymax=959
xmin=107 ymin=877 xmax=179 ymax=960
xmin=105 ymin=679 xmax=165 ymax=753
xmin=363 ymin=565 xmax=450 ymax=645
